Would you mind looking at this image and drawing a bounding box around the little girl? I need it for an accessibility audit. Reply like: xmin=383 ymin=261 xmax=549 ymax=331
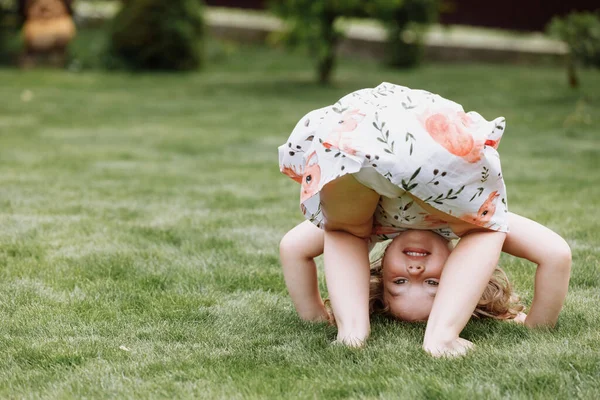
xmin=278 ymin=83 xmax=571 ymax=356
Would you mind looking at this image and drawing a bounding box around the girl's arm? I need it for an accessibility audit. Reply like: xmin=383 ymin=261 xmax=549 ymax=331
xmin=279 ymin=220 xmax=328 ymax=322
xmin=502 ymin=212 xmax=571 ymax=327
xmin=423 ymin=229 xmax=506 ymax=357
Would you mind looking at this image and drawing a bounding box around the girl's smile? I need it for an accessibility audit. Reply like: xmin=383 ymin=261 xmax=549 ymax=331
xmin=383 ymin=231 xmax=452 ymax=321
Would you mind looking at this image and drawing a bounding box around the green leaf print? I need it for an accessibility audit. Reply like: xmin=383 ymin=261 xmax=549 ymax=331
xmin=308 ymin=203 xmax=323 ymax=225
xmin=470 ymin=187 xmax=485 ymax=202
xmin=401 ymin=96 xmax=417 ymax=110
xmin=430 ymin=185 xmax=465 ymax=204
xmin=405 ymin=132 xmax=416 ymax=156
xmin=332 ymin=102 xmax=348 ymax=114
xmin=372 ymin=117 xmax=395 ymax=154
xmin=401 ymin=167 xmax=421 ymax=192
xmin=384 ymin=140 xmax=397 ymax=155
xmin=481 ymin=166 xmax=490 ymax=183
xmin=410 ymin=167 xmax=421 ymax=182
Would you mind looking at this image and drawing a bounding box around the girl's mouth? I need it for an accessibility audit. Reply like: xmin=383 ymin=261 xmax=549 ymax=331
xmin=403 ymin=248 xmax=430 ymax=257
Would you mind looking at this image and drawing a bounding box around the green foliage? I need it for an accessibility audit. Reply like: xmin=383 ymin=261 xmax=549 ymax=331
xmin=547 ymin=11 xmax=600 ymax=87
xmin=0 ymin=5 xmax=5 ymax=54
xmin=548 ymin=11 xmax=600 ymax=68
xmin=270 ymin=0 xmax=439 ymax=84
xmin=67 ymin=27 xmax=111 ymax=70
xmin=367 ymin=0 xmax=439 ymax=67
xmin=106 ymin=0 xmax=204 ymax=71
xmin=0 ymin=0 xmax=20 ymax=64
xmin=270 ymin=0 xmax=363 ymax=85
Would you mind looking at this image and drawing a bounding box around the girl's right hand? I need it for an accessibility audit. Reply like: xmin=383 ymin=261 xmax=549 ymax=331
xmin=511 ymin=312 xmax=527 ymax=324
xmin=423 ymin=337 xmax=474 ymax=358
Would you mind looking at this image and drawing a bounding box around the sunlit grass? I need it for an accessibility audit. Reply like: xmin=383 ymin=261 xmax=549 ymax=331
xmin=0 ymin=42 xmax=599 ymax=399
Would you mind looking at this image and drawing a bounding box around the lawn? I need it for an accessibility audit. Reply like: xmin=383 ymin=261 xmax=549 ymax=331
xmin=0 ymin=42 xmax=599 ymax=399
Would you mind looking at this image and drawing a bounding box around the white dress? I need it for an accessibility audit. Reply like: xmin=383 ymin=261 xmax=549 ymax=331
xmin=278 ymin=83 xmax=508 ymax=242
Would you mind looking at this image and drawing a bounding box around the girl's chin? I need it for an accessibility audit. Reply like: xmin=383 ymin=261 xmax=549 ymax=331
xmin=394 ymin=230 xmax=450 ymax=254
xmin=397 ymin=230 xmax=441 ymax=244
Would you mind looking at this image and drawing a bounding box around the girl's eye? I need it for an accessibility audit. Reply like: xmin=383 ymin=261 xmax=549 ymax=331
xmin=425 ymin=280 xmax=439 ymax=286
xmin=481 ymin=210 xmax=488 ymax=216
xmin=394 ymin=278 xmax=408 ymax=285
xmin=305 ymin=175 xmax=312 ymax=183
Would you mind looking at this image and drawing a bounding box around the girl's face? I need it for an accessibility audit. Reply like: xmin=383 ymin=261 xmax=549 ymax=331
xmin=382 ymin=231 xmax=452 ymax=321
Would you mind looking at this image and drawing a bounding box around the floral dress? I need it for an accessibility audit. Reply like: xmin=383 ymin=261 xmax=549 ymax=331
xmin=278 ymin=82 xmax=508 ymax=242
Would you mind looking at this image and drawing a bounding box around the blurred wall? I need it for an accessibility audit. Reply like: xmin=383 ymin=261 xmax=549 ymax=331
xmin=204 ymin=0 xmax=599 ymax=32
xmin=440 ymin=0 xmax=599 ymax=31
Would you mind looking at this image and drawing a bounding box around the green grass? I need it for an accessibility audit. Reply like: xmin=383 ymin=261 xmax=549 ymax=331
xmin=0 ymin=42 xmax=599 ymax=399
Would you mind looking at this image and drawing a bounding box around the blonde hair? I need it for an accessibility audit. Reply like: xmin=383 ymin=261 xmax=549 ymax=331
xmin=368 ymin=242 xmax=525 ymax=320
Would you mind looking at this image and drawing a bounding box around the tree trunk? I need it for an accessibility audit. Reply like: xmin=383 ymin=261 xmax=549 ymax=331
xmin=318 ymin=51 xmax=335 ymax=86
xmin=567 ymin=53 xmax=579 ymax=88
xmin=317 ymin=11 xmax=338 ymax=85
xmin=18 ymin=0 xmax=27 ymax=17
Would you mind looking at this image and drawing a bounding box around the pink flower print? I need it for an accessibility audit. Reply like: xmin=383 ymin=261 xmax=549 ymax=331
xmin=461 ymin=191 xmax=499 ymax=227
xmin=420 ymin=110 xmax=484 ymax=163
xmin=301 ymin=152 xmax=321 ymax=203
xmin=300 ymin=203 xmax=307 ymax=215
xmin=485 ymin=138 xmax=500 ymax=149
xmin=323 ymin=109 xmax=366 ymax=155
xmin=420 ymin=213 xmax=448 ymax=227
xmin=484 ymin=118 xmax=505 ymax=150
xmin=281 ymin=164 xmax=303 ymax=184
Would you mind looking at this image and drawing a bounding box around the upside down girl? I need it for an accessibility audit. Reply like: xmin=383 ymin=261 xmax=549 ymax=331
xmin=278 ymin=83 xmax=571 ymax=356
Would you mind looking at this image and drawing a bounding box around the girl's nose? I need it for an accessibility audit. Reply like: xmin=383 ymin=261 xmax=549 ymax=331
xmin=407 ymin=264 xmax=425 ymax=276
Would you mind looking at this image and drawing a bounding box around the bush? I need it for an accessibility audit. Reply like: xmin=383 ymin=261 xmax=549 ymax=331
xmin=547 ymin=11 xmax=600 ymax=87
xmin=106 ymin=0 xmax=204 ymax=71
xmin=270 ymin=0 xmax=439 ymax=84
xmin=0 ymin=0 xmax=20 ymax=64
xmin=0 ymin=5 xmax=5 ymax=53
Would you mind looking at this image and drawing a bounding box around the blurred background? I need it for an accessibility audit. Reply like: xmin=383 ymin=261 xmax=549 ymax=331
xmin=0 ymin=0 xmax=599 ymax=85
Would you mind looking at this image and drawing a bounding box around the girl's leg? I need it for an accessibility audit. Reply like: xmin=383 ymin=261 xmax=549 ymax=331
xmin=319 ymin=175 xmax=380 ymax=346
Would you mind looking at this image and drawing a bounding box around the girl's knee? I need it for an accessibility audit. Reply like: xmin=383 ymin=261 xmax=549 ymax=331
xmin=319 ymin=174 xmax=379 ymax=235
xmin=279 ymin=230 xmax=295 ymax=259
